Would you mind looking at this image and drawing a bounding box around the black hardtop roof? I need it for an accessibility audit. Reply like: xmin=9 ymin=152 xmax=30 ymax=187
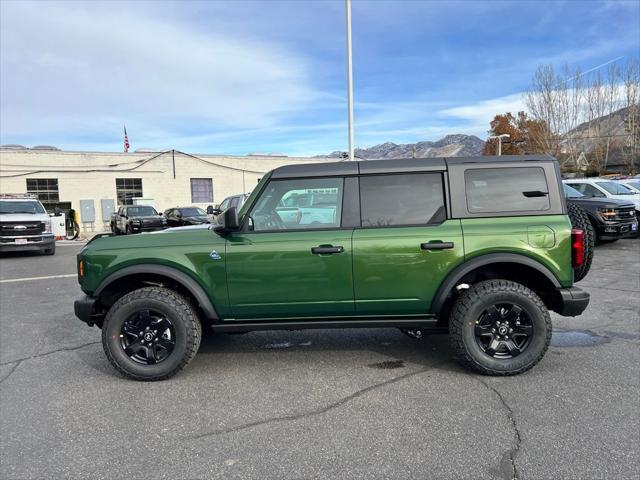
xmin=270 ymin=154 xmax=556 ymax=178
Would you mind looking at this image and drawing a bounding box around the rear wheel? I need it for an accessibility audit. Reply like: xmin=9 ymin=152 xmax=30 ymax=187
xmin=449 ymin=280 xmax=551 ymax=376
xmin=102 ymin=287 xmax=202 ymax=381
xmin=567 ymin=202 xmax=594 ymax=282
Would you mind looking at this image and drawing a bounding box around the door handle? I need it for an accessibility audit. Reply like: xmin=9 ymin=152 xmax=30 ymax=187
xmin=421 ymin=241 xmax=454 ymax=250
xmin=311 ymin=245 xmax=344 ymax=254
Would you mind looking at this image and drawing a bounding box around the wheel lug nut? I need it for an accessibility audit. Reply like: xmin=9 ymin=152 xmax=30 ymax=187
xmin=505 ymin=335 xmax=509 ymax=339
xmin=492 ymin=328 xmax=496 ymax=333
xmin=509 ymin=328 xmax=513 ymax=333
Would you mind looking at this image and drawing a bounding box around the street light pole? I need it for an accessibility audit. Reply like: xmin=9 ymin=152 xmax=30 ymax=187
xmin=489 ymin=134 xmax=510 ymax=156
xmin=345 ymin=0 xmax=355 ymax=162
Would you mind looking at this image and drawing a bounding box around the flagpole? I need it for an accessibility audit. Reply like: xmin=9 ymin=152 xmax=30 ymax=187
xmin=345 ymin=0 xmax=354 ymax=162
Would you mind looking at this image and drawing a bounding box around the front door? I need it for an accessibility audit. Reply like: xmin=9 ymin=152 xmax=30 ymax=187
xmin=226 ymin=176 xmax=354 ymax=319
xmin=352 ymin=172 xmax=464 ymax=315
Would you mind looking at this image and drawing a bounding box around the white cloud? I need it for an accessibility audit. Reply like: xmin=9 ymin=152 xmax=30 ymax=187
xmin=438 ymin=93 xmax=526 ymax=135
xmin=0 ymin=1 xmax=317 ymax=139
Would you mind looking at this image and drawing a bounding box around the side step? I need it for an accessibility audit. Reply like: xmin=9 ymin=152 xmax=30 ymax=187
xmin=211 ymin=316 xmax=444 ymax=333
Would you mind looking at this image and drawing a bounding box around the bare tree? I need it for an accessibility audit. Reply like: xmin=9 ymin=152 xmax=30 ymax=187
xmin=622 ymin=60 xmax=640 ymax=173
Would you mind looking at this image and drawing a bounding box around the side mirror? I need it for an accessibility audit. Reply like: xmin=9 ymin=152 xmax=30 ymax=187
xmin=213 ymin=206 xmax=239 ymax=234
xmin=206 ymin=205 xmax=215 ymax=215
xmin=176 ymin=212 xmax=182 ymax=218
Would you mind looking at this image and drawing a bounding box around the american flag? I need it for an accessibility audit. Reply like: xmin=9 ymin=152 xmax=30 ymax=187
xmin=124 ymin=125 xmax=130 ymax=153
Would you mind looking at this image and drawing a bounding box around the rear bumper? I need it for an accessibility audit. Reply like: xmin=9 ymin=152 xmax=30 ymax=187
xmin=74 ymin=295 xmax=100 ymax=327
xmin=555 ymin=287 xmax=590 ymax=317
xmin=0 ymin=234 xmax=55 ymax=252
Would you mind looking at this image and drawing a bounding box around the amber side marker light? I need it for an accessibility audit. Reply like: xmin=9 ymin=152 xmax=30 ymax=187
xmin=78 ymin=260 xmax=84 ymax=278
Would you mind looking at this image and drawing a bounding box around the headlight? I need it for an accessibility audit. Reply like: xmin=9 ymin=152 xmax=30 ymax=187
xmin=597 ymin=208 xmax=616 ymax=221
xmin=131 ymin=219 xmax=141 ymax=224
xmin=43 ymin=221 xmax=52 ymax=233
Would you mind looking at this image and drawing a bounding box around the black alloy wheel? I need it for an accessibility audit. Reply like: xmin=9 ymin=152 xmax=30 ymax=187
xmin=473 ymin=303 xmax=532 ymax=358
xmin=120 ymin=309 xmax=176 ymax=365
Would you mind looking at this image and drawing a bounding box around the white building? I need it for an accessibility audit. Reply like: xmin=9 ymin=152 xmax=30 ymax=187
xmin=0 ymin=147 xmax=331 ymax=230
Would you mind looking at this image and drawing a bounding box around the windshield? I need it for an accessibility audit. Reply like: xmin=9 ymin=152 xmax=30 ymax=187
xmin=596 ymin=181 xmax=634 ymax=195
xmin=179 ymin=207 xmax=206 ymax=216
xmin=563 ymin=184 xmax=584 ymax=198
xmin=624 ymin=181 xmax=640 ymax=191
xmin=127 ymin=206 xmax=158 ymax=216
xmin=0 ymin=200 xmax=46 ymax=214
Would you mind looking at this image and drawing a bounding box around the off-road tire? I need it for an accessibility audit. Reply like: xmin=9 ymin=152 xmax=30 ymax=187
xmin=102 ymin=287 xmax=202 ymax=381
xmin=567 ymin=202 xmax=594 ymax=282
xmin=449 ymin=280 xmax=552 ymax=376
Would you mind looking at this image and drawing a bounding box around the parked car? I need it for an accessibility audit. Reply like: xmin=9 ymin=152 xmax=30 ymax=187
xmin=111 ymin=205 xmax=167 ymax=235
xmin=76 ymin=155 xmax=592 ymax=381
xmin=564 ymin=184 xmax=638 ymax=242
xmin=208 ymin=193 xmax=250 ymax=223
xmin=0 ymin=194 xmax=55 ymax=255
xmin=615 ymin=178 xmax=640 ymax=195
xmin=563 ymin=178 xmax=640 ymax=221
xmin=163 ymin=207 xmax=209 ymax=227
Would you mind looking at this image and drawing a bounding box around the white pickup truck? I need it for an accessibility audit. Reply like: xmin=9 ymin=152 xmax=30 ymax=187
xmin=0 ymin=194 xmax=55 ymax=255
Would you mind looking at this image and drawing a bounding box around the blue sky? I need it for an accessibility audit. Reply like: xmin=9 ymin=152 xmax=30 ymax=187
xmin=1 ymin=0 xmax=638 ymax=156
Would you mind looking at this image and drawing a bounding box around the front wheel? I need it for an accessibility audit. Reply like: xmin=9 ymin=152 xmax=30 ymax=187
xmin=102 ymin=287 xmax=202 ymax=381
xmin=449 ymin=280 xmax=551 ymax=376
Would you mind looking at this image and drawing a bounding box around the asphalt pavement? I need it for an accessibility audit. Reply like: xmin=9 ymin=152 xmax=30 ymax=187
xmin=0 ymin=240 xmax=638 ymax=479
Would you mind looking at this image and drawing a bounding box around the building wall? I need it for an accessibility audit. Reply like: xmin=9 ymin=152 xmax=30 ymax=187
xmin=0 ymin=149 xmax=331 ymax=229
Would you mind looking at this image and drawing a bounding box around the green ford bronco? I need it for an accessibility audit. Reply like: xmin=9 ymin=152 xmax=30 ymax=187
xmin=75 ymin=155 xmax=591 ymax=381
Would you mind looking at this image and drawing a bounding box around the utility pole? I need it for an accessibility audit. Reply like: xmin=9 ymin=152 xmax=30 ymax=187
xmin=489 ymin=134 xmax=510 ymax=156
xmin=345 ymin=0 xmax=355 ymax=161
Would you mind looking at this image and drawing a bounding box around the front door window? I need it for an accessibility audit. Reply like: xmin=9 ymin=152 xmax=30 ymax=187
xmin=248 ymin=177 xmax=344 ymax=231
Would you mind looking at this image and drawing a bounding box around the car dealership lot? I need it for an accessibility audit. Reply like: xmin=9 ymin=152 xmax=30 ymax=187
xmin=1 ymin=241 xmax=638 ymax=479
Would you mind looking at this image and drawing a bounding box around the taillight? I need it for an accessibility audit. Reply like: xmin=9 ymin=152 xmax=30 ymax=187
xmin=571 ymin=229 xmax=584 ymax=267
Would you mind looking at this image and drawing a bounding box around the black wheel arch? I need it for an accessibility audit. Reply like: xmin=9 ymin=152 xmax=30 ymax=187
xmin=94 ymin=264 xmax=219 ymax=321
xmin=430 ymin=253 xmax=562 ymax=317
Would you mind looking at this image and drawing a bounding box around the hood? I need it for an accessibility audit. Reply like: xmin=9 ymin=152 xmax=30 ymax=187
xmin=83 ymin=225 xmax=221 ymax=252
xmin=606 ymin=194 xmax=640 ymax=209
xmin=156 ymin=224 xmax=211 ymax=233
xmin=567 ymin=196 xmax=635 ymax=209
xmin=0 ymin=213 xmax=50 ymax=223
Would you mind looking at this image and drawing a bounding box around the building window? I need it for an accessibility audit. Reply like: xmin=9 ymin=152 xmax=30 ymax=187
xmin=26 ymin=178 xmax=59 ymax=207
xmin=190 ymin=178 xmax=213 ymax=203
xmin=116 ymin=178 xmax=143 ymax=205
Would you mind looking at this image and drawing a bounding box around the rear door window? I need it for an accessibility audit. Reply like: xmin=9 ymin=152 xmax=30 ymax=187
xmin=359 ymin=173 xmax=445 ymax=227
xmin=465 ymin=167 xmax=550 ymax=214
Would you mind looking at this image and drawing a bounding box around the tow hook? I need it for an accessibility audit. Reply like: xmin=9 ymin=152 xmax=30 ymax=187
xmin=400 ymin=328 xmax=423 ymax=339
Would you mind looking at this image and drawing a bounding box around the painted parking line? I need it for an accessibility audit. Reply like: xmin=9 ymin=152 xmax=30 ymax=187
xmin=0 ymin=274 xmax=76 ymax=284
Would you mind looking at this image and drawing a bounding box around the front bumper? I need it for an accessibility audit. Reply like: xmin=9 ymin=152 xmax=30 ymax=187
xmin=555 ymin=287 xmax=590 ymax=317
xmin=74 ymin=294 xmax=101 ymax=327
xmin=597 ymin=220 xmax=638 ymax=240
xmin=129 ymin=224 xmax=167 ymax=233
xmin=0 ymin=234 xmax=55 ymax=252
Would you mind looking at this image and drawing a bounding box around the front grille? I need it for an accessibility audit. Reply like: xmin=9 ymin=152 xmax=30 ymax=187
xmin=0 ymin=222 xmax=44 ymax=237
xmin=614 ymin=208 xmax=637 ymax=221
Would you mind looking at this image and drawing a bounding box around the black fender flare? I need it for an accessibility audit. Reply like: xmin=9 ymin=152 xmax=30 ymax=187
xmin=429 ymin=253 xmax=562 ymax=315
xmin=94 ymin=264 xmax=219 ymax=319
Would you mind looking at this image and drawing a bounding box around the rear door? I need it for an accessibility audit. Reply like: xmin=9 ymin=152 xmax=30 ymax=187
xmin=352 ymin=172 xmax=464 ymax=315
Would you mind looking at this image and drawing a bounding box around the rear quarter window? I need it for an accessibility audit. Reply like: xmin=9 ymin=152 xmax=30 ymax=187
xmin=465 ymin=167 xmax=550 ymax=214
